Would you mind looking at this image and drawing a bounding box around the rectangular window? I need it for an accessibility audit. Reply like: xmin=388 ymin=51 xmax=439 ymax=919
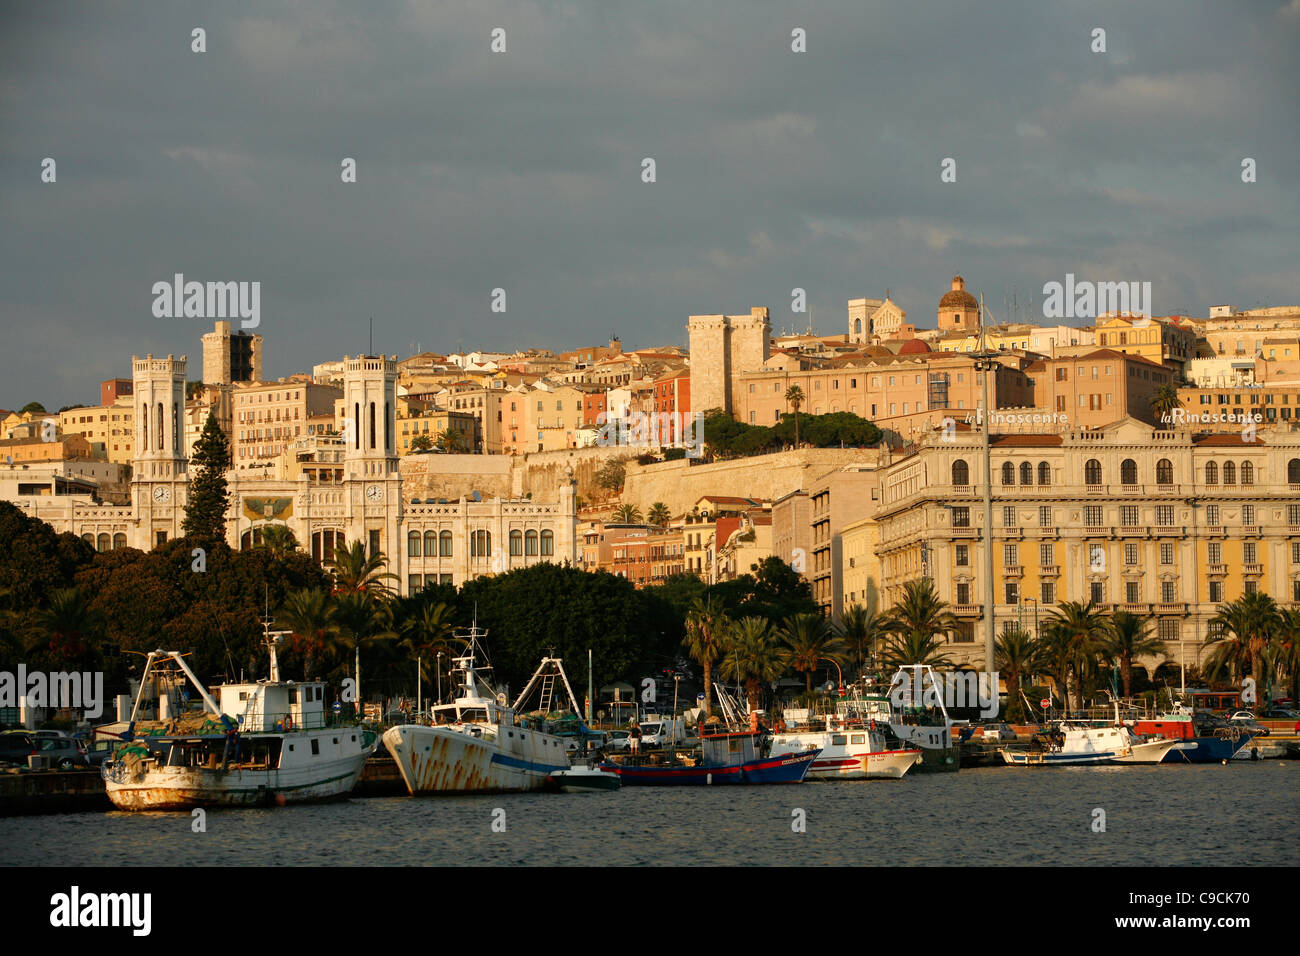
xmin=1244 ymin=580 xmax=1258 ymax=595
xmin=1160 ymin=543 xmax=1174 ymax=564
xmin=1003 ymin=506 xmax=1016 ymax=527
xmin=1155 ymin=505 xmax=1174 ymax=526
xmin=1158 ymin=619 xmax=1179 ymax=642
xmin=1243 ymin=542 xmax=1257 ymax=564
xmin=1005 ymin=581 xmax=1019 ymax=604
xmin=1090 ymin=581 xmax=1105 ymax=604
xmin=1040 ymin=543 xmax=1054 ymax=565
xmin=1126 ymin=581 xmax=1139 ymax=603
xmin=1003 ymin=544 xmax=1018 ymax=566
xmin=955 ymin=544 xmax=969 ymax=566
xmin=956 ymin=582 xmax=970 ymax=604
xmin=1207 ymin=505 xmax=1220 ymax=526
xmin=1161 ymin=580 xmax=1177 ymax=603
xmin=1084 ymin=506 xmax=1103 ymax=527
xmin=952 ymin=507 xmax=970 ymax=527
xmin=1120 ymin=506 xmax=1139 ymax=526
xmin=1210 ymin=581 xmax=1223 ymax=603
xmin=1242 ymin=504 xmax=1255 ymax=524
xmin=1292 ymin=542 xmax=1300 ymax=564
xmin=1041 ymin=582 xmax=1055 ymax=604
xmin=1039 ymin=506 xmax=1052 ymax=526
xmin=1208 ymin=542 xmax=1221 ymax=564
xmin=369 ymin=529 xmax=381 ymax=556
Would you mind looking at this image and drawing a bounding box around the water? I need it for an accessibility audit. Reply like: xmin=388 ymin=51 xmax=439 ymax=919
xmin=2 ymin=763 xmax=1296 ymax=867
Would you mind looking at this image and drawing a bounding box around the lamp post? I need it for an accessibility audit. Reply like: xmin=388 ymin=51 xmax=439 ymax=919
xmin=972 ymin=293 xmax=999 ymax=674
xmin=821 ymin=657 xmax=845 ymax=696
xmin=1023 ymin=597 xmax=1039 ymax=638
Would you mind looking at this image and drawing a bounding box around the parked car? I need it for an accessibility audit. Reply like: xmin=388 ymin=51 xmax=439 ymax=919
xmin=1258 ymin=708 xmax=1300 ymax=720
xmin=977 ymin=723 xmax=1017 ymax=742
xmin=33 ymin=729 xmax=71 ymax=740
xmin=36 ymin=737 xmax=89 ymax=770
xmin=1227 ymin=712 xmax=1269 ymax=737
xmin=0 ymin=732 xmax=37 ymax=766
xmin=82 ymin=739 xmax=118 ymax=767
xmin=602 ymin=730 xmax=632 ymax=752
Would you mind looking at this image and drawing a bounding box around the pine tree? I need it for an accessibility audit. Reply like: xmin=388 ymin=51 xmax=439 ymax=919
xmin=183 ymin=412 xmax=231 ymax=541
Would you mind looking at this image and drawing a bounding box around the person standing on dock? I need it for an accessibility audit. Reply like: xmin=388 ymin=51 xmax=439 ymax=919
xmin=628 ymin=722 xmax=641 ymax=755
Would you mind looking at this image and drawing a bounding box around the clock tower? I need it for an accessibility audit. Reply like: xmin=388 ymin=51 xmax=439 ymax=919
xmin=342 ymin=354 xmax=402 ymax=571
xmin=131 ymin=353 xmax=189 ymax=548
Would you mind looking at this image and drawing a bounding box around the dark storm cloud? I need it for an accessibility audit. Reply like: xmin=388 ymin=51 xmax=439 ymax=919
xmin=2 ymin=0 xmax=1298 ymax=408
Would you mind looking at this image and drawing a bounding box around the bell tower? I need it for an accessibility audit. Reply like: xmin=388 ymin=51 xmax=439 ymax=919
xmin=341 ymin=355 xmax=401 ymax=571
xmin=132 ymin=353 xmax=189 ymax=547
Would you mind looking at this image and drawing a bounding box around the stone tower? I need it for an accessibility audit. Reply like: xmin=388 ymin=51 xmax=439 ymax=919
xmin=342 ymin=355 xmax=401 ymax=564
xmin=687 ymin=307 xmax=772 ymax=415
xmin=132 ymin=353 xmax=189 ymax=546
xmin=201 ymin=320 xmax=263 ymax=386
xmin=938 ymin=276 xmax=981 ymax=332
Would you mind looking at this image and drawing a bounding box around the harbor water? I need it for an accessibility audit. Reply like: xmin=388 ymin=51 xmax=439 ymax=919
xmin=2 ymin=763 xmax=1295 ymax=867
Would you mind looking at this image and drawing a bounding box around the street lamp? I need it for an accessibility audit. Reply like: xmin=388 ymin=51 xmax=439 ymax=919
xmin=1022 ymin=596 xmax=1039 ymax=637
xmin=821 ymin=657 xmax=845 ymax=696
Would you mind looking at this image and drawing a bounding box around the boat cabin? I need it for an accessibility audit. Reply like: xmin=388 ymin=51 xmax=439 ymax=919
xmin=700 ymin=731 xmax=763 ymax=766
xmin=219 ymin=681 xmax=328 ymax=732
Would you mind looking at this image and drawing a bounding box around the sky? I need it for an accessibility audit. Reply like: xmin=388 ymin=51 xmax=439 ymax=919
xmin=2 ymin=0 xmax=1299 ymax=410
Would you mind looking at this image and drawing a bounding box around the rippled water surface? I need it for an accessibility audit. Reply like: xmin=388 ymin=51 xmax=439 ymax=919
xmin=2 ymin=763 xmax=1296 ymax=866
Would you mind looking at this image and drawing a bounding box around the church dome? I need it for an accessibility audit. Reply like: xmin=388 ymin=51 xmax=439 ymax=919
xmin=939 ymin=275 xmax=979 ymax=311
xmin=898 ymin=339 xmax=932 ymax=354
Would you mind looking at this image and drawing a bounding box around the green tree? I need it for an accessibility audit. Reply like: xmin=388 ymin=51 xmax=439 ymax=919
xmin=437 ymin=428 xmax=467 ymax=453
xmin=595 ymin=456 xmax=629 ymax=493
xmin=612 ymin=503 xmax=642 ymax=523
xmin=20 ymin=401 xmax=47 ymax=415
xmin=647 ymin=502 xmax=671 ymax=528
xmin=28 ymin=587 xmax=105 ymax=669
xmin=784 ymin=385 xmax=804 ymax=447
xmin=1041 ymin=600 xmax=1112 ymax=710
xmin=995 ymin=626 xmax=1041 ymax=722
xmin=1151 ymin=384 xmax=1182 ymax=422
xmin=683 ymin=594 xmax=730 ymax=717
xmin=881 ymin=578 xmax=957 ymax=659
xmin=1205 ymin=592 xmax=1280 ymax=692
xmin=397 ymin=600 xmax=463 ymax=689
xmin=719 ymin=616 xmax=784 ymax=714
xmin=328 ymin=539 xmax=398 ymax=595
xmin=409 ymin=433 xmax=433 ymax=452
xmin=780 ymin=612 xmax=847 ymax=695
xmin=839 ymin=601 xmax=887 ymax=677
xmin=183 ymin=412 xmax=231 ymax=541
xmin=0 ymin=502 xmax=95 ymax=612
xmin=257 ymin=524 xmax=298 ymax=556
xmin=1105 ymin=611 xmax=1167 ymax=699
xmin=277 ymin=588 xmax=335 ymax=680
xmin=1275 ymin=607 xmax=1300 ymax=706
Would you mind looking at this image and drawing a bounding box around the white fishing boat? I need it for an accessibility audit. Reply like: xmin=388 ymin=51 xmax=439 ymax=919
xmin=382 ymin=627 xmax=573 ymax=794
xmin=847 ymin=666 xmax=962 ymax=772
xmin=1000 ymin=720 xmax=1188 ymax=766
xmin=102 ymin=630 xmax=376 ymax=811
xmin=770 ymin=715 xmax=921 ymax=780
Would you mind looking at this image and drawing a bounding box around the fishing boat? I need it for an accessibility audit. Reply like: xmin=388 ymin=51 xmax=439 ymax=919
xmin=544 ymin=765 xmax=621 ymax=793
xmin=382 ymin=628 xmax=573 ymax=794
xmin=1128 ymin=701 xmax=1253 ymax=764
xmin=1000 ymin=720 xmax=1188 ymax=766
xmin=101 ymin=631 xmax=376 ymax=811
xmin=847 ymin=666 xmax=961 ymax=772
xmin=601 ymin=729 xmax=820 ymax=785
xmin=770 ymin=713 xmax=921 ymax=780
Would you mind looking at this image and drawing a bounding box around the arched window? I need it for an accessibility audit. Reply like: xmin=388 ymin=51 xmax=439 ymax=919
xmin=1001 ymin=462 xmax=1015 ymax=485
xmin=540 ymin=530 xmax=554 ymax=556
xmin=1085 ymin=459 xmax=1102 ymax=486
xmin=172 ymin=403 xmax=180 ymax=454
xmin=1121 ymin=459 xmax=1137 ymax=485
xmin=854 ymin=319 xmax=862 ymax=335
xmin=1223 ymin=461 xmax=1236 ymax=484
xmin=952 ymin=460 xmax=969 ymax=485
xmin=140 ymin=405 xmax=148 ymax=451
xmin=97 ymin=533 xmax=110 ymax=552
xmin=471 ymin=530 xmax=491 ymax=557
xmin=424 ymin=531 xmax=437 ymax=556
xmin=1205 ymin=461 xmax=1218 ymax=485
xmin=1019 ymin=462 xmax=1033 ymax=485
xmin=385 ymin=402 xmax=390 ymax=452
xmin=439 ymin=530 xmax=453 ymax=557
xmin=525 ymin=530 xmax=539 ymax=556
xmin=1037 ymin=461 xmax=1051 ymax=485
xmin=156 ymin=403 xmax=164 ymax=452
xmin=408 ymin=531 xmax=420 ymax=557
xmin=1241 ymin=461 xmax=1254 ymax=485
xmin=1156 ymin=459 xmax=1173 ymax=485
xmin=369 ymin=402 xmax=376 ymax=449
xmin=113 ymin=533 xmax=126 ymax=549
xmin=81 ymin=533 xmax=94 ymax=547
xmin=510 ymin=530 xmax=523 ymax=556
xmin=353 ymin=403 xmax=361 ymax=448
xmin=1289 ymin=458 xmax=1300 ymax=483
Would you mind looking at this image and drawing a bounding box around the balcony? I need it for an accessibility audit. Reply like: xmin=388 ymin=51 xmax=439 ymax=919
xmin=1119 ymin=526 xmax=1146 ymax=538
xmin=1243 ymin=564 xmax=1263 ymax=576
xmin=1241 ymin=526 xmax=1262 ymax=538
xmin=1206 ymin=525 xmax=1226 ymax=537
xmin=1155 ymin=603 xmax=1186 ymax=614
xmin=1003 ymin=565 xmax=1023 ymax=577
xmin=1153 ymin=526 xmax=1182 ymax=537
xmin=1040 ymin=565 xmax=1060 ymax=576
xmin=1003 ymin=527 xmax=1024 ymax=540
xmin=1035 ymin=526 xmax=1058 ymax=538
xmin=1207 ymin=564 xmax=1228 ymax=576
xmin=1119 ymin=602 xmax=1148 ymax=614
xmin=953 ymin=604 xmax=982 ymax=616
xmin=950 ymin=527 xmax=979 ymax=538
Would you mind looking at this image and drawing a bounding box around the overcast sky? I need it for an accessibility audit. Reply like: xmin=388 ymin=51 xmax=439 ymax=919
xmin=3 ymin=0 xmax=1299 ymax=410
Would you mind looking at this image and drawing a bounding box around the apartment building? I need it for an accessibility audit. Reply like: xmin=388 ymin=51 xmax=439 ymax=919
xmin=1028 ymin=349 xmax=1174 ymax=428
xmin=233 ymin=379 xmax=342 ymax=471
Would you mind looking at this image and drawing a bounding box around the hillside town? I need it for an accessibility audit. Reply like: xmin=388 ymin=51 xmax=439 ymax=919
xmin=4 ymin=274 xmax=1300 ymax=680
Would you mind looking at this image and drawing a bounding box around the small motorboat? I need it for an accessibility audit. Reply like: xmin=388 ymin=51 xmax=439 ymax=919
xmin=544 ymin=766 xmax=621 ymax=793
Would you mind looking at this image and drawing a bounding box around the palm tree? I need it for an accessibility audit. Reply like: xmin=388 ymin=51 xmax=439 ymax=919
xmin=1041 ymin=600 xmax=1112 ymax=710
xmin=329 ymin=590 xmax=396 ymax=710
xmin=780 ymin=613 xmax=847 ymax=695
xmin=878 ymin=630 xmax=954 ymax=668
xmin=682 ymin=595 xmax=730 ymax=717
xmin=719 ymin=617 xmax=785 ymax=714
xmin=28 ymin=588 xmax=105 ymax=666
xmin=277 ymin=588 xmax=335 ymax=679
xmin=257 ymin=523 xmax=298 ymax=556
xmin=1275 ymin=607 xmax=1300 ymax=706
xmin=1105 ymin=611 xmax=1167 ymax=699
xmin=1151 ymin=384 xmax=1182 ymax=423
xmin=328 ymin=539 xmax=398 ymax=596
xmin=437 ymin=428 xmax=467 ymax=453
xmin=1205 ymin=592 xmax=1280 ymax=695
xmin=612 ymin=503 xmax=643 ymax=524
xmin=409 ymin=433 xmax=433 ymax=452
xmin=882 ymin=578 xmax=957 ymax=652
xmin=994 ymin=626 xmax=1040 ymax=722
xmin=839 ymin=602 xmax=887 ymax=677
xmin=397 ymin=601 xmax=464 ymax=691
xmin=647 ymin=502 xmax=671 ymax=528
xmin=784 ymin=384 xmax=805 ymax=447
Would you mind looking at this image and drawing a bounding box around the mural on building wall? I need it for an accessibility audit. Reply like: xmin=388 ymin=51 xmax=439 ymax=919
xmin=242 ymin=496 xmax=294 ymax=522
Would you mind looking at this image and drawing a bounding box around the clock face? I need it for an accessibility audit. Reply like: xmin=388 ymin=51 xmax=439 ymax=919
xmin=153 ymin=486 xmax=170 ymax=502
xmin=365 ymin=484 xmax=384 ymax=503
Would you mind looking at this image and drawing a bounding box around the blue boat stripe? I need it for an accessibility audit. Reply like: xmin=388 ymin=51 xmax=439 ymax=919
xmin=490 ymin=753 xmax=569 ymax=773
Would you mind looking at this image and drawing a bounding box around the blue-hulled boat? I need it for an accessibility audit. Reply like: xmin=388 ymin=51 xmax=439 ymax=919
xmin=602 ymin=730 xmax=820 ymax=785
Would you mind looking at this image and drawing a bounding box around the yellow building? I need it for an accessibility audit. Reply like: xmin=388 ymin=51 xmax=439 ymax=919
xmin=874 ymin=417 xmax=1300 ymax=668
xmin=233 ymin=379 xmax=343 ymax=472
xmin=840 ymin=513 xmax=882 ymax=614
xmin=59 ymin=398 xmax=135 ymax=463
xmin=1095 ymin=314 xmax=1196 ymax=376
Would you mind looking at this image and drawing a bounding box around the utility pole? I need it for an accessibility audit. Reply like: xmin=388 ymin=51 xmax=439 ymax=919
xmin=974 ymin=293 xmax=997 ymax=672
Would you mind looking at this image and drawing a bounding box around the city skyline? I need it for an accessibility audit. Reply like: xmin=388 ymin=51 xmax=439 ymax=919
xmin=4 ymin=1 xmax=1300 ymax=408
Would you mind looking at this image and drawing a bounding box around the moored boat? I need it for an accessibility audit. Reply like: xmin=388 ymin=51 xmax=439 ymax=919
xmin=770 ymin=715 xmax=921 ymax=780
xmin=601 ymin=730 xmax=820 ymax=785
xmin=102 ymin=633 xmax=375 ymax=811
xmin=1000 ymin=721 xmax=1187 ymax=766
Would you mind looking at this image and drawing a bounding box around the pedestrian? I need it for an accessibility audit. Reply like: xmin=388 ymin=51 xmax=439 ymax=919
xmin=628 ymin=722 xmax=641 ymax=755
